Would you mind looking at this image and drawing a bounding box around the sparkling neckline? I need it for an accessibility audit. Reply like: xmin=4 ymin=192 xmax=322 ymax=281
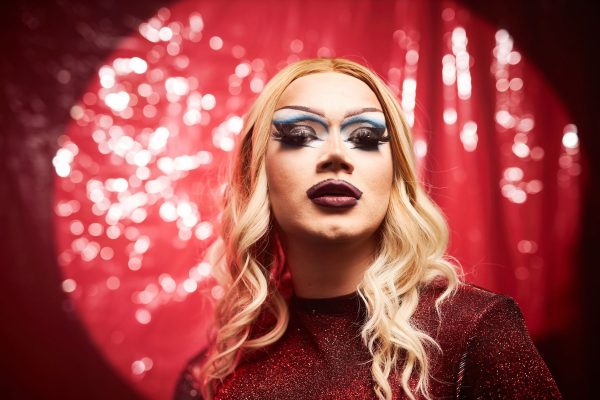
xmin=291 ymin=290 xmax=364 ymax=315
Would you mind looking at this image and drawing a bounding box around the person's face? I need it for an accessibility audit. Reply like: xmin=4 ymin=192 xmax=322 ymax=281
xmin=265 ymin=72 xmax=394 ymax=244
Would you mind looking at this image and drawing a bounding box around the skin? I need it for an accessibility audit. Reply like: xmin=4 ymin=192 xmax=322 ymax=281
xmin=264 ymin=72 xmax=394 ymax=299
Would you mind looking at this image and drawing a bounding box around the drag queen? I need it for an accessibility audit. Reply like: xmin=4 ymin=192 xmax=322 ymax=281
xmin=174 ymin=58 xmax=561 ymax=399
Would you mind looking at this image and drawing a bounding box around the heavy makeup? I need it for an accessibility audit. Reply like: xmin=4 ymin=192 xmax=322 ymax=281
xmin=264 ymin=72 xmax=394 ymax=298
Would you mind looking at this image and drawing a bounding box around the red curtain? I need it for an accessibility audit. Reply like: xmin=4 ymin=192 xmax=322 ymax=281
xmin=1 ymin=0 xmax=586 ymax=399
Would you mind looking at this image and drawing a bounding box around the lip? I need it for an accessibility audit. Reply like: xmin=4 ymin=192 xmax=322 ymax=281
xmin=306 ymin=179 xmax=363 ymax=208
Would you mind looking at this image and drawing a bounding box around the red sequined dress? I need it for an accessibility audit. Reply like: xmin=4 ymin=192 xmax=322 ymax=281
xmin=174 ymin=280 xmax=562 ymax=399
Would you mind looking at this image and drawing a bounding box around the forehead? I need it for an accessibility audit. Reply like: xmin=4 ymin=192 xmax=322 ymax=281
xmin=275 ymin=72 xmax=382 ymax=115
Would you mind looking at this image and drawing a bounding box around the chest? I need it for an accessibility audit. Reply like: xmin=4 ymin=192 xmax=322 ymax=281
xmin=212 ymin=316 xmax=462 ymax=400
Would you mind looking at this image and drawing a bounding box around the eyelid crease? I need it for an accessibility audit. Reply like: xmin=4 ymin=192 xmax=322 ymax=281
xmin=272 ymin=111 xmax=386 ymax=130
xmin=272 ymin=117 xmax=386 ymax=134
xmin=272 ymin=115 xmax=328 ymax=130
xmin=340 ymin=116 xmax=387 ymax=130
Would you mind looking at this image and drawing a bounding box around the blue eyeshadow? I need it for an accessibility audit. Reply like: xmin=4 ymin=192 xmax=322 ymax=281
xmin=341 ymin=116 xmax=387 ymax=130
xmin=272 ymin=115 xmax=328 ymax=129
xmin=272 ymin=113 xmax=387 ymax=131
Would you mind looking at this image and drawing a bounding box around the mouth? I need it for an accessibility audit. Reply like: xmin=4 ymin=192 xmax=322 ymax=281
xmin=306 ymin=179 xmax=363 ymax=208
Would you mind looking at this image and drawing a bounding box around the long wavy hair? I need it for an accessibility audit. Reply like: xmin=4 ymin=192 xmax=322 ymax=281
xmin=196 ymin=57 xmax=462 ymax=400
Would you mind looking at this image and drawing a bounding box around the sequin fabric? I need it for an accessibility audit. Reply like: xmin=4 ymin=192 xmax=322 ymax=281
xmin=174 ymin=280 xmax=562 ymax=399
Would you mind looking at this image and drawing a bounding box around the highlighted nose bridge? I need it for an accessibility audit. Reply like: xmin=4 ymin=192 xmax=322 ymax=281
xmin=325 ymin=122 xmax=343 ymax=149
xmin=317 ymin=122 xmax=354 ymax=173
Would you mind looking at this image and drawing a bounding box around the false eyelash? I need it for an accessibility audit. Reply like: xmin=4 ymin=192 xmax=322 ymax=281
xmin=271 ymin=123 xmax=390 ymax=149
xmin=272 ymin=123 xmax=319 ymax=146
xmin=346 ymin=127 xmax=390 ymax=148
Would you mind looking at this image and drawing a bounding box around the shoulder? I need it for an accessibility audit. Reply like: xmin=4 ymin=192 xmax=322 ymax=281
xmin=414 ymin=278 xmax=528 ymax=351
xmin=416 ymin=278 xmax=519 ymax=330
xmin=173 ymin=348 xmax=208 ymax=400
xmin=441 ymin=286 xmax=564 ymax=397
xmin=454 ymin=282 xmax=519 ymax=321
xmin=417 ymin=279 xmax=561 ymax=398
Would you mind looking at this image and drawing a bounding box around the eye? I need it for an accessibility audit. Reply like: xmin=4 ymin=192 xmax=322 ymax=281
xmin=346 ymin=127 xmax=390 ymax=149
xmin=272 ymin=123 xmax=320 ymax=147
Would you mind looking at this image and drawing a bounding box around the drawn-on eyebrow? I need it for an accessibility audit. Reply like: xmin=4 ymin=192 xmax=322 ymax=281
xmin=274 ymin=105 xmax=383 ymax=119
xmin=274 ymin=105 xmax=327 ymax=117
xmin=344 ymin=108 xmax=383 ymax=118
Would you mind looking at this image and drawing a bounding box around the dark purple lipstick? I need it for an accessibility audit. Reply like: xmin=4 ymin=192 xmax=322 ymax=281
xmin=306 ymin=179 xmax=363 ymax=208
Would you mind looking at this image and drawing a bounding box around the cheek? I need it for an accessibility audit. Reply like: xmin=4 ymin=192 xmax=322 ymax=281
xmin=265 ymin=148 xmax=308 ymax=207
xmin=359 ymin=151 xmax=394 ymax=211
xmin=265 ymin=149 xmax=315 ymax=235
xmin=361 ymin=149 xmax=393 ymax=189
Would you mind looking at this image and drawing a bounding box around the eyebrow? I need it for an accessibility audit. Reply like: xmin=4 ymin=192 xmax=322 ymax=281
xmin=274 ymin=105 xmax=383 ymax=119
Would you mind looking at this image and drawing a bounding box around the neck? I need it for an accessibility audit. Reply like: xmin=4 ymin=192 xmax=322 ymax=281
xmin=279 ymin=232 xmax=377 ymax=299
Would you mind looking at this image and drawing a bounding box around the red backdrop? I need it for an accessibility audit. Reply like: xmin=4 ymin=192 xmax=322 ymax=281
xmin=1 ymin=0 xmax=592 ymax=399
xmin=52 ymin=1 xmax=583 ymax=398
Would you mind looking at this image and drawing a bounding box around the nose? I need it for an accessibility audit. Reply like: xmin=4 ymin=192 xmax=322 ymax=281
xmin=316 ymin=127 xmax=354 ymax=174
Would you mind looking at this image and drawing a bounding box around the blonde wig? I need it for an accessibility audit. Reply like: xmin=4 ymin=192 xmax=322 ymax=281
xmin=196 ymin=57 xmax=463 ymax=400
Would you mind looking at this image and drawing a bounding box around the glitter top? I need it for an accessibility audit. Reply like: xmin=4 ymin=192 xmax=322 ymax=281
xmin=174 ymin=279 xmax=562 ymax=399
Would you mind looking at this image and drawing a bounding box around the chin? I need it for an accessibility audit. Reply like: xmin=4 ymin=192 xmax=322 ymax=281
xmin=302 ymin=224 xmax=369 ymax=244
xmin=275 ymin=214 xmax=377 ymax=244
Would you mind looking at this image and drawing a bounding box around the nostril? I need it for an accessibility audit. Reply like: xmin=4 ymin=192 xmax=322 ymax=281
xmin=340 ymin=162 xmax=351 ymax=171
xmin=318 ymin=160 xmax=352 ymax=173
xmin=316 ymin=148 xmax=354 ymax=173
